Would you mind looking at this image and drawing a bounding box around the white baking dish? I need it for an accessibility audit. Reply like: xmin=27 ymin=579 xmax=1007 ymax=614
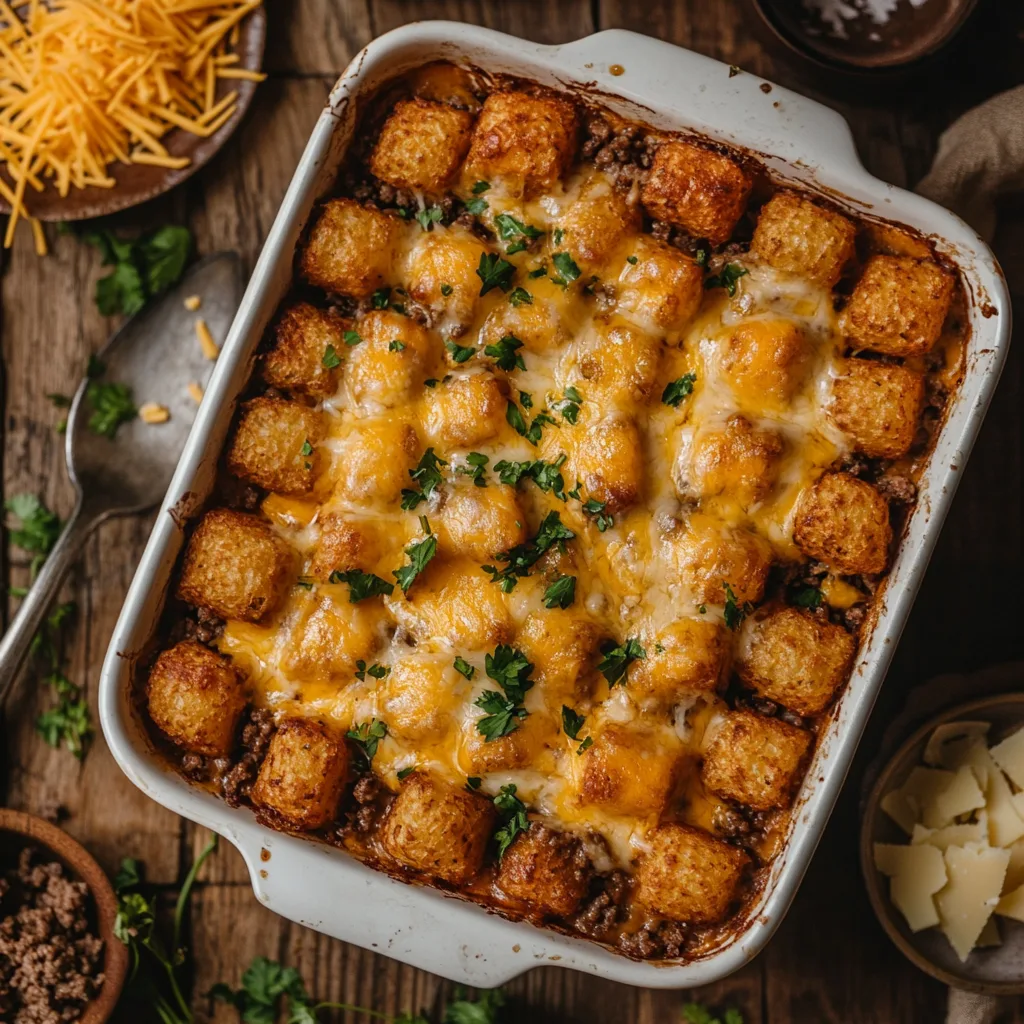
xmin=98 ymin=23 xmax=1011 ymax=988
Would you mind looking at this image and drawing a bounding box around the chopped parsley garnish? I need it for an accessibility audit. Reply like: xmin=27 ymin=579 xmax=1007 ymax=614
xmin=343 ymin=329 xmax=362 ymax=346
xmin=626 ymin=254 xmax=638 ymax=265
xmin=475 ymin=644 xmax=535 ymax=742
xmin=495 ymin=213 xmax=543 ymax=252
xmin=440 ymin=283 xmax=453 ymax=297
xmin=86 ymin=379 xmax=137 ymax=438
xmin=476 ymin=252 xmax=516 ymax=295
xmin=329 ymin=569 xmax=394 ymax=602
xmin=393 ymin=531 xmax=438 ymax=593
xmin=683 ymin=1002 xmax=745 ymax=1024
xmin=456 ymin=451 xmax=489 ymax=487
xmin=694 ymin=245 xmax=711 ymax=268
xmin=300 ymin=439 xmax=314 ymax=456
xmin=391 ymin=302 xmax=407 ymax=315
xmin=698 ymin=604 xmax=707 ymax=615
xmin=322 ymin=344 xmax=341 ymax=368
xmin=493 ymin=783 xmax=529 ymax=859
xmin=551 ymin=251 xmax=581 ymax=286
xmin=354 ymin=660 xmax=390 ymax=681
xmin=466 ymin=776 xmax=483 ymax=790
xmin=465 ymin=196 xmax=489 ymax=216
xmin=793 ymin=585 xmax=824 ymax=610
xmin=445 ymin=338 xmax=476 ymax=363
xmin=484 ymin=334 xmax=525 ymax=371
xmin=662 ymin=372 xmax=697 ymax=408
xmin=415 ymin=205 xmax=443 ymax=231
xmin=723 ymin=582 xmax=753 ymax=630
xmin=424 ymin=378 xmax=439 ymax=388
xmin=705 ymin=263 xmax=748 ymax=296
xmin=581 ymin=496 xmax=613 ymax=532
xmin=506 ymin=401 xmax=555 ymax=446
xmin=401 ymin=447 xmax=447 ymax=510
xmin=552 ymin=227 xmax=564 ymax=246
xmin=508 ymin=286 xmax=533 ymax=307
xmin=519 ymin=391 xmax=533 ymax=408
xmin=482 ymin=511 xmax=574 ymax=592
xmin=528 ymin=265 xmax=548 ymax=279
xmin=562 ymin=704 xmax=592 ymax=753
xmin=597 ymin=637 xmax=646 ymax=686
xmin=346 ymin=719 xmax=387 ymax=762
xmin=528 ymin=453 xmax=567 ymax=498
xmin=396 ymin=765 xmax=415 ymax=781
xmin=471 ymin=180 xmax=491 ymax=194
xmin=543 ymin=574 xmax=576 ymax=609
xmin=294 ymin=578 xmax=314 ymax=590
xmin=553 ymin=385 xmax=582 ymax=424
xmin=454 ymin=656 xmax=475 ymax=680
xmin=371 ymin=287 xmax=391 ymax=309
xmin=388 ymin=339 xmax=405 ymax=352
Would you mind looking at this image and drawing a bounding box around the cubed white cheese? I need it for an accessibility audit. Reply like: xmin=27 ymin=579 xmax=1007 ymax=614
xmin=935 ymin=843 xmax=1010 ymax=962
xmin=990 ymin=726 xmax=1024 ymax=791
xmin=924 ymin=721 xmax=990 ymax=767
xmin=924 ymin=765 xmax=986 ymax=829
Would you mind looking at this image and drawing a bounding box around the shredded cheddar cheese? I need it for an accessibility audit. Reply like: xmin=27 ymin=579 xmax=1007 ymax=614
xmin=0 ymin=0 xmax=266 ymax=248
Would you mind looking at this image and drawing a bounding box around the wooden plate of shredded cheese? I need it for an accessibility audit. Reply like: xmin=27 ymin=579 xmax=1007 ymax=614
xmin=862 ymin=693 xmax=1024 ymax=993
xmin=0 ymin=0 xmax=266 ymax=252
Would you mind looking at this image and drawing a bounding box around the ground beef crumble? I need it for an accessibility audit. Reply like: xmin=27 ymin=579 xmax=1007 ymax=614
xmin=0 ymin=848 xmax=104 ymax=1024
xmin=619 ymin=918 xmax=689 ymax=959
xmin=571 ymin=868 xmax=630 ymax=940
xmin=223 ymin=708 xmax=275 ymax=806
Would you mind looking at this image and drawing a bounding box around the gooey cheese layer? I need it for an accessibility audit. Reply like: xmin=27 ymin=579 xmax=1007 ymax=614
xmin=218 ymin=169 xmax=852 ymax=868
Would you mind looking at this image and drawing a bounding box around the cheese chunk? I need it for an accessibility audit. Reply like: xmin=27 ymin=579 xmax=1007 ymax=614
xmin=873 ymin=842 xmax=946 ymax=932
xmin=911 ymin=817 xmax=987 ymax=852
xmin=1003 ymin=838 xmax=1024 ymax=893
xmin=880 ymin=787 xmax=918 ymax=835
xmin=935 ymin=843 xmax=1009 ymax=962
xmin=996 ymin=882 xmax=1024 ymax=922
xmin=990 ymin=727 xmax=1024 ymax=791
xmin=986 ymin=764 xmax=1024 ymax=848
xmin=923 ymin=765 xmax=986 ymax=830
xmin=923 ymin=721 xmax=990 ymax=767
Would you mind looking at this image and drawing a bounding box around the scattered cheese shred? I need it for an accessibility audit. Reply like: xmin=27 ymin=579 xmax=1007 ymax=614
xmin=183 ymin=293 xmax=202 ymax=311
xmin=187 ymin=380 xmax=204 ymax=403
xmin=0 ymin=0 xmax=266 ymax=248
xmin=195 ymin=317 xmax=218 ymax=359
xmin=139 ymin=401 xmax=170 ymax=423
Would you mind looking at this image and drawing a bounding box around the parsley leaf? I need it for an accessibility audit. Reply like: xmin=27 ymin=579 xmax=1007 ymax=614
xmin=471 ymin=180 xmax=491 ymax=194
xmin=415 ymin=205 xmax=443 ymax=231
xmin=371 ymin=287 xmax=391 ymax=309
xmin=581 ymin=496 xmax=613 ymax=532
xmin=456 ymin=451 xmax=489 ymax=487
xmin=401 ymin=448 xmax=447 ymax=510
xmin=464 ymin=196 xmax=489 ymax=216
xmin=397 ymin=765 xmax=415 ymax=781
xmin=343 ymin=329 xmax=362 ymax=346
xmin=447 ymin=987 xmax=507 ymax=1024
xmin=393 ymin=533 xmax=438 ymax=593
xmin=445 ymin=338 xmax=476 ymax=363
xmin=322 ymin=344 xmax=341 ymax=369
xmin=543 ymin=574 xmax=576 ymax=609
xmin=792 ymin=585 xmax=823 ymax=610
xmin=484 ymin=334 xmax=525 ymax=371
xmin=475 ymin=645 xmax=535 ymax=742
xmin=495 ymin=213 xmax=543 ymax=242
xmin=662 ymin=372 xmax=697 ymax=408
xmin=492 ymin=784 xmax=529 ymax=859
xmin=508 ymin=286 xmax=533 ymax=307
xmin=483 ymin=511 xmax=574 ymax=591
xmin=211 ymin=955 xmax=312 ymax=1024
xmin=5 ymin=494 xmax=61 ymax=575
xmin=86 ymin=379 xmax=137 ymax=438
xmin=329 ymin=569 xmax=394 ymax=602
xmin=389 ymin=339 xmax=406 ymax=352
xmin=476 ymin=252 xmax=516 ymax=295
xmin=346 ymin=719 xmax=388 ymax=762
xmin=454 ymin=656 xmax=475 ymax=680
xmin=705 ymin=263 xmax=749 ymax=296
xmin=723 ymin=582 xmax=753 ymax=631
xmin=83 ymin=224 xmax=192 ymax=316
xmin=682 ymin=1002 xmax=745 ymax=1024
xmin=505 ymin=401 xmax=554 ymax=446
xmin=597 ymin=637 xmax=646 ymax=687
xmin=694 ymin=244 xmax=711 ymax=268
xmin=561 ymin=704 xmax=586 ymax=740
xmin=440 ymin=283 xmax=454 ymax=297
xmin=553 ymin=385 xmax=582 ymax=424
xmin=551 ymin=251 xmax=581 ymax=286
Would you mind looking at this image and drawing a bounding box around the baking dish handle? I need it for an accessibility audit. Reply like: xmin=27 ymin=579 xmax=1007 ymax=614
xmin=555 ymin=29 xmax=864 ymax=175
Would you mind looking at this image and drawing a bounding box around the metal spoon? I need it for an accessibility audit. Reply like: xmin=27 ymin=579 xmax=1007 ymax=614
xmin=0 ymin=251 xmax=243 ymax=707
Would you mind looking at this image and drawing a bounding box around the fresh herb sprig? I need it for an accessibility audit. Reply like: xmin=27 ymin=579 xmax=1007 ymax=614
xmin=493 ymin=784 xmax=529 ymax=859
xmin=474 ymin=645 xmax=535 ymax=741
xmin=482 ymin=511 xmax=574 ymax=593
xmin=597 ymin=637 xmax=646 ymax=687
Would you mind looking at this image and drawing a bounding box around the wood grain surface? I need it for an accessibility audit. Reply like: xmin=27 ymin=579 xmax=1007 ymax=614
xmin=2 ymin=2 xmax=1023 ymax=1021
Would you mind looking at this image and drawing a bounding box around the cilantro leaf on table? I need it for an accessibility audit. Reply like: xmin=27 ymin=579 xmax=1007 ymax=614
xmin=86 ymin=378 xmax=137 ymax=438
xmin=5 ymin=494 xmax=61 ymax=575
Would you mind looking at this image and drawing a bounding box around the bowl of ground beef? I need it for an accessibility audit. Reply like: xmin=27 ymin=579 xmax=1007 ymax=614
xmin=0 ymin=810 xmax=127 ymax=1024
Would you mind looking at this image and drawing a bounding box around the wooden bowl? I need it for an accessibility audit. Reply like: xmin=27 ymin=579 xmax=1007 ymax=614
xmin=0 ymin=809 xmax=128 ymax=1023
xmin=861 ymin=693 xmax=1024 ymax=994
xmin=0 ymin=7 xmax=266 ymax=222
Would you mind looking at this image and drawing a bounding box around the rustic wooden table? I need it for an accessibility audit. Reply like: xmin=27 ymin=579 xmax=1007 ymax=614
xmin=3 ymin=2 xmax=1023 ymax=1021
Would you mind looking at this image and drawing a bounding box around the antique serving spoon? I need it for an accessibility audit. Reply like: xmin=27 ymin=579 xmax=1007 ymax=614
xmin=0 ymin=251 xmax=244 ymax=708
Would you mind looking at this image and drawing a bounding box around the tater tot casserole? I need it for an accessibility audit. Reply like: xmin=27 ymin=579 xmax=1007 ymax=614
xmin=135 ymin=62 xmax=967 ymax=961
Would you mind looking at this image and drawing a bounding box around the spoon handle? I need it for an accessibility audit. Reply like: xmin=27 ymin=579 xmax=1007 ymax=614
xmin=0 ymin=501 xmax=97 ymax=707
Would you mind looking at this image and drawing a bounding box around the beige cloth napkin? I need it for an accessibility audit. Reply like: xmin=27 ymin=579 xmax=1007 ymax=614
xmin=917 ymin=84 xmax=1024 ymax=293
xmin=913 ymin=90 xmax=1024 ymax=1020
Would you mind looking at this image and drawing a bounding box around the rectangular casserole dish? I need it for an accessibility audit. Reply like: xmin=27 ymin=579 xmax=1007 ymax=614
xmin=98 ymin=23 xmax=1011 ymax=988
